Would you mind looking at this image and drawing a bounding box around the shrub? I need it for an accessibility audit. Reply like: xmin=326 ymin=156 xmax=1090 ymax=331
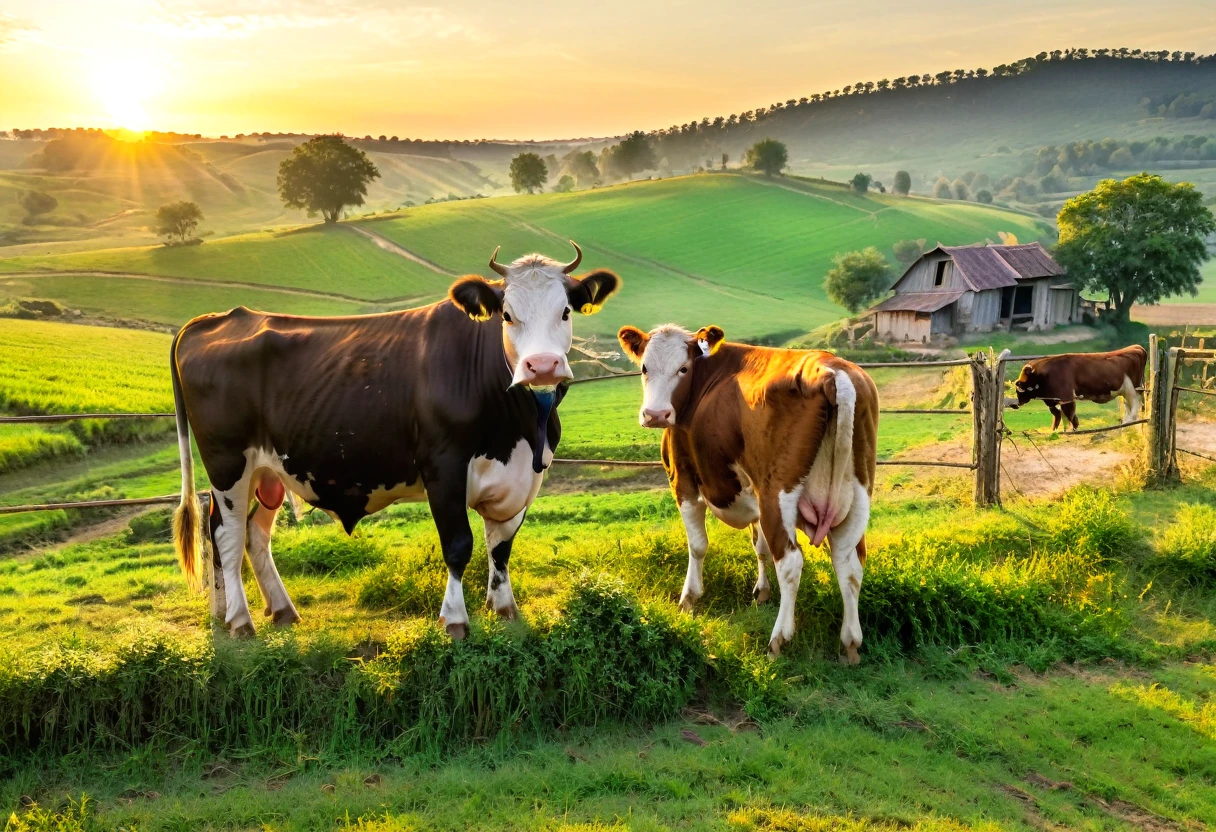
xmin=1154 ymin=504 xmax=1216 ymax=586
xmin=125 ymin=509 xmax=173 ymax=544
xmin=274 ymin=526 xmax=387 ymax=576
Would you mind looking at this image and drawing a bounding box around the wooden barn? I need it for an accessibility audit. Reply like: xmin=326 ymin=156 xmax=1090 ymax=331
xmin=869 ymin=242 xmax=1077 ymax=342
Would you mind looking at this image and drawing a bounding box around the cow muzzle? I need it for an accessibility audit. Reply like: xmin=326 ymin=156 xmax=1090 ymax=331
xmin=640 ymin=407 xmax=675 ymax=428
xmin=513 ymin=353 xmax=572 ymax=387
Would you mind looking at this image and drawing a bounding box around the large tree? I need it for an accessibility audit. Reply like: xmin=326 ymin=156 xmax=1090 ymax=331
xmin=278 ymin=135 xmax=381 ymax=223
xmin=566 ymin=150 xmax=599 ymax=186
xmin=892 ymin=170 xmax=912 ymax=195
xmin=18 ymin=190 xmax=57 ymax=218
xmin=603 ymin=131 xmax=657 ymax=180
xmin=154 ymin=201 xmax=203 ymax=244
xmin=1056 ymin=173 xmax=1215 ymax=323
xmin=850 ymin=172 xmax=873 ymax=194
xmin=509 ymin=152 xmax=548 ymax=194
xmin=823 ymin=247 xmax=893 ymax=313
xmin=744 ymin=138 xmax=787 ymax=177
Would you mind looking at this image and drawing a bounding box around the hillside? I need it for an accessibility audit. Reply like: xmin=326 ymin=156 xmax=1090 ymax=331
xmin=0 ymin=173 xmax=1051 ymax=341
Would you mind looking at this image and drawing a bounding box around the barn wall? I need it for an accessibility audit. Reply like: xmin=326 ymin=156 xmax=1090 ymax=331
xmin=894 ymin=254 xmax=965 ymax=293
xmin=930 ymin=306 xmax=954 ymax=334
xmin=875 ymin=311 xmax=931 ymax=342
xmin=970 ymin=289 xmax=1002 ymax=331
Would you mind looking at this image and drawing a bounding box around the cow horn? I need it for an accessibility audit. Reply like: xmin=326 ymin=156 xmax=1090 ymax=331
xmin=562 ymin=240 xmax=583 ymax=274
xmin=489 ymin=246 xmax=508 ymax=277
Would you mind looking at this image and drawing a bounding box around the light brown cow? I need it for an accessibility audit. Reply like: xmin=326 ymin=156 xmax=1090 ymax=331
xmin=618 ymin=324 xmax=879 ymax=661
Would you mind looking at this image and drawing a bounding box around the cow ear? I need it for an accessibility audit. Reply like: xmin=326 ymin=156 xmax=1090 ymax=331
xmin=694 ymin=325 xmax=725 ymax=356
xmin=617 ymin=326 xmax=649 ymax=365
xmin=568 ymin=270 xmax=620 ymax=315
xmin=449 ymin=276 xmax=504 ymax=322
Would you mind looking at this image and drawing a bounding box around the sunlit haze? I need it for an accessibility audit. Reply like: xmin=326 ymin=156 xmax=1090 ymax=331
xmin=2 ymin=0 xmax=1215 ymax=139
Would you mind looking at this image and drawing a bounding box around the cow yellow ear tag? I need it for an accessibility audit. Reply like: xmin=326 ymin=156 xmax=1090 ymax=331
xmin=580 ymin=303 xmax=599 ymax=315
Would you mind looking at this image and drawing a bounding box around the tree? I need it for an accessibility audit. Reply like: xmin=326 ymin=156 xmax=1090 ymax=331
xmin=278 ymin=135 xmax=380 ymax=223
xmin=154 ymin=201 xmax=204 ymax=244
xmin=850 ymin=172 xmax=873 ymax=194
xmin=509 ymin=152 xmax=548 ymax=194
xmin=951 ymin=178 xmax=971 ymax=200
xmin=744 ymin=139 xmax=787 ymax=177
xmin=976 ymin=189 xmax=993 ymax=204
xmin=1056 ymin=173 xmax=1215 ymax=323
xmin=893 ymin=170 xmax=912 ymax=195
xmin=603 ymin=131 xmax=657 ymax=180
xmin=933 ymin=177 xmax=953 ymax=199
xmin=892 ymin=238 xmax=926 ymax=265
xmin=552 ymin=174 xmax=575 ymax=193
xmin=566 ymin=150 xmax=599 ymax=186
xmin=721 ymin=153 xmax=729 ymax=170
xmin=823 ymin=247 xmax=893 ymax=313
xmin=18 ymin=190 xmax=57 ymax=218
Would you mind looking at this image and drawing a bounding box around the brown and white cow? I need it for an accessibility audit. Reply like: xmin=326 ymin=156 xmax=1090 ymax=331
xmin=172 ymin=243 xmax=619 ymax=638
xmin=617 ymin=324 xmax=879 ymax=661
xmin=1008 ymin=345 xmax=1147 ymax=431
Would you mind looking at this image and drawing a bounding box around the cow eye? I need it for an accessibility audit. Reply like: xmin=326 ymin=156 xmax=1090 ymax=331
xmin=562 ymin=308 xmax=571 ymax=321
xmin=679 ymin=366 xmax=689 ymax=375
xmin=502 ymin=311 xmax=513 ymax=324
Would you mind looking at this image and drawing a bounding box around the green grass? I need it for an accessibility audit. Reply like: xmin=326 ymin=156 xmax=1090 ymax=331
xmin=1161 ymin=258 xmax=1216 ymax=304
xmin=0 ymin=175 xmax=1052 ymax=339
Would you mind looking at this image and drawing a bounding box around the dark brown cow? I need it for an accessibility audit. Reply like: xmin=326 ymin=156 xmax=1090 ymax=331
xmin=1008 ymin=345 xmax=1147 ymax=431
xmin=618 ymin=324 xmax=879 ymax=661
xmin=171 ymin=245 xmax=619 ymax=637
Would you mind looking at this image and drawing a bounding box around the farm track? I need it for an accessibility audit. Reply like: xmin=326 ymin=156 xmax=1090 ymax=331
xmin=345 ymin=224 xmax=457 ymax=276
xmin=0 ymin=270 xmax=429 ymax=307
xmin=1133 ymin=303 xmax=1216 ymax=325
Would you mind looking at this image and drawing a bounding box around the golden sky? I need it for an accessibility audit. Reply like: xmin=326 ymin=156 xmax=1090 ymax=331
xmin=2 ymin=0 xmax=1215 ymax=140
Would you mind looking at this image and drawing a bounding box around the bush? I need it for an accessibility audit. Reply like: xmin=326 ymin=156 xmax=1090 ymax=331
xmin=274 ymin=526 xmax=387 ymax=576
xmin=126 ymin=509 xmax=173 ymax=544
xmin=1154 ymin=504 xmax=1216 ymax=586
xmin=976 ymin=189 xmax=993 ymax=204
xmin=932 ymin=177 xmax=952 ymax=199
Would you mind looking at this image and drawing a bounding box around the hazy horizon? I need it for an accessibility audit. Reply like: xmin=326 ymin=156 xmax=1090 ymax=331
xmin=2 ymin=0 xmax=1215 ymax=141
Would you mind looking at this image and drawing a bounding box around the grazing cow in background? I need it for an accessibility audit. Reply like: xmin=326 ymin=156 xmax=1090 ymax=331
xmin=617 ymin=324 xmax=879 ymax=661
xmin=1008 ymin=345 xmax=1148 ymax=431
xmin=171 ymin=243 xmax=619 ymax=638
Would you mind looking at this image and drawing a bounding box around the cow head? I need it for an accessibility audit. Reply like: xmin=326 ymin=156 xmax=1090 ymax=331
xmin=449 ymin=242 xmax=619 ymax=388
xmin=1012 ymin=364 xmax=1043 ymax=406
xmin=618 ymin=324 xmax=724 ymax=428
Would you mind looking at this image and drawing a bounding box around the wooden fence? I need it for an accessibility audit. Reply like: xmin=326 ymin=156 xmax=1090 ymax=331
xmin=2 ymin=344 xmax=1212 ymax=517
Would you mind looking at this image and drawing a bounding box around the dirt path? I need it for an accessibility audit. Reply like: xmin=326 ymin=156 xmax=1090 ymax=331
xmin=1132 ymin=304 xmax=1216 ymax=325
xmin=345 ymin=224 xmax=456 ymax=276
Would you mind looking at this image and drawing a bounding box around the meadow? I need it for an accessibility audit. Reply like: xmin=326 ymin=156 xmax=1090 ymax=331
xmin=0 ymin=174 xmax=1052 ymax=343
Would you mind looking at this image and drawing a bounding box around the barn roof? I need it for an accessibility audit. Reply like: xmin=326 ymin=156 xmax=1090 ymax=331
xmin=871 ymin=290 xmax=966 ymax=313
xmin=994 ymin=243 xmax=1065 ymax=279
xmin=903 ymin=242 xmax=1065 ymax=293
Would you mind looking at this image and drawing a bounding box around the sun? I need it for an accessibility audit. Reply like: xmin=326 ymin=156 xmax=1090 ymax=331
xmin=89 ymin=55 xmax=162 ymax=133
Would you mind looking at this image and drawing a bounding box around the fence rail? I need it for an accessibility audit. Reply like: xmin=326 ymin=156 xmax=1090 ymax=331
xmin=3 ymin=344 xmax=1213 ymax=517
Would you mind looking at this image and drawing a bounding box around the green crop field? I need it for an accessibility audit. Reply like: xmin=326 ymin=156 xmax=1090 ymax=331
xmin=0 ymin=175 xmax=1054 ymax=342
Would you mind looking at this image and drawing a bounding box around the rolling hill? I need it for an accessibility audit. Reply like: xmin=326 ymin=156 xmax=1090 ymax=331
xmin=0 ymin=173 xmax=1051 ymax=341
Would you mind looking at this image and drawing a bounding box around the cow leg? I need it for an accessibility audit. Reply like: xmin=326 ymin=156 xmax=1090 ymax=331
xmin=484 ymin=508 xmax=526 ymax=620
xmin=211 ymin=475 xmax=256 ymax=637
xmin=759 ymin=486 xmax=803 ymax=658
xmin=245 ymin=475 xmax=299 ymax=627
xmin=1062 ymin=401 xmax=1079 ymax=431
xmin=827 ymin=482 xmax=870 ymax=666
xmin=750 ymin=523 xmax=772 ymax=604
xmin=1046 ymin=400 xmax=1062 ymax=431
xmin=427 ymin=470 xmax=474 ymax=640
xmin=1120 ymin=375 xmax=1141 ymax=422
xmin=677 ymin=499 xmax=708 ymax=612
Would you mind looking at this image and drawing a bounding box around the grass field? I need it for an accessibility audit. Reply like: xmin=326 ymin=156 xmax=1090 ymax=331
xmin=0 ymin=175 xmax=1053 ymax=341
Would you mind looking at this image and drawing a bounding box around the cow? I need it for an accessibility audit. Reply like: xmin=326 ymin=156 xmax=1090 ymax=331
xmin=1007 ymin=345 xmax=1147 ymax=431
xmin=616 ymin=324 xmax=879 ymax=661
xmin=171 ymin=243 xmax=619 ymax=638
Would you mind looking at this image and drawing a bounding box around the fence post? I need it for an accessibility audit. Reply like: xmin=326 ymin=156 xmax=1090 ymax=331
xmin=1146 ymin=341 xmax=1180 ymax=484
xmin=971 ymin=350 xmax=1003 ymax=507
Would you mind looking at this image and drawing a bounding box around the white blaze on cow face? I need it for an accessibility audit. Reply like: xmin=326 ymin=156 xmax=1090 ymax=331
xmin=448 ymin=243 xmax=620 ymax=390
xmin=618 ymin=324 xmax=724 ymax=428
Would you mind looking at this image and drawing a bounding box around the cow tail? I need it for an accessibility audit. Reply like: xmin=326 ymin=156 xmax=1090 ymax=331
xmin=829 ymin=369 xmax=857 ymax=515
xmin=171 ymin=329 xmax=202 ymax=594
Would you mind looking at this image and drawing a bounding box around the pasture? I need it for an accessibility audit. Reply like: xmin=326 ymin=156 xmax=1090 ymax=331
xmin=0 ymin=174 xmax=1053 ymax=343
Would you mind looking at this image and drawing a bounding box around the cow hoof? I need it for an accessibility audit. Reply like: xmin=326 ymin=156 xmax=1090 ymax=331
xmin=493 ymin=603 xmax=518 ymax=621
xmin=767 ymin=637 xmax=783 ymax=658
xmin=840 ymin=644 xmax=861 ymax=666
xmin=230 ymin=622 xmax=256 ymax=639
xmin=445 ymin=621 xmax=469 ymax=640
xmin=263 ymin=605 xmax=273 ymax=618
xmin=678 ymin=596 xmax=697 ymax=613
xmin=752 ymin=586 xmax=771 ymax=605
xmin=272 ymin=608 xmax=301 ymax=628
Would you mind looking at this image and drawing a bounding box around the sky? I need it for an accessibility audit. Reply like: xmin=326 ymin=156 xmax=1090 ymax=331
xmin=2 ymin=0 xmax=1215 ymax=141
